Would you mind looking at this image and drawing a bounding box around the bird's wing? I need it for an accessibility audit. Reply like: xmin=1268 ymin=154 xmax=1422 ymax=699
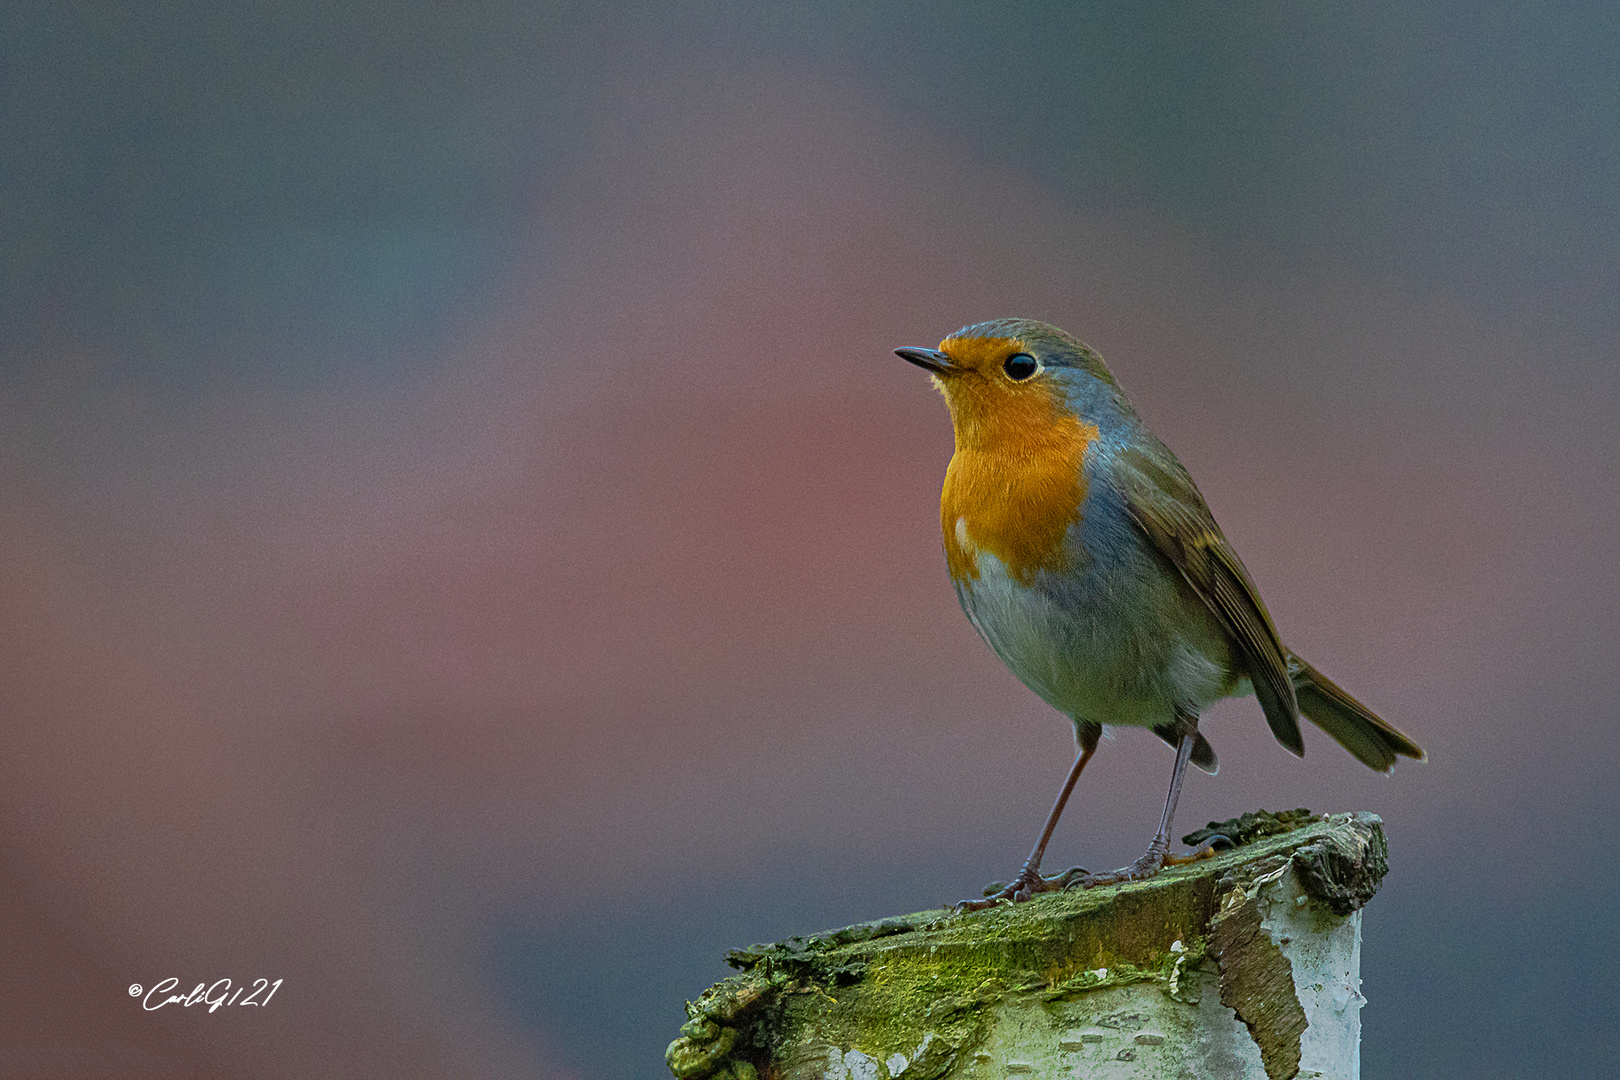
xmin=1117 ymin=445 xmax=1302 ymax=755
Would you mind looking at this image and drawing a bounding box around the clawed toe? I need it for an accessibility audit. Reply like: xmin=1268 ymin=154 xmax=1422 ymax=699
xmin=1044 ymin=865 xmax=1088 ymax=889
xmin=952 ymin=864 xmax=1088 ymax=913
xmin=1071 ymin=849 xmax=1167 ymax=889
xmin=1071 ymin=836 xmax=1229 ymax=890
xmin=1163 ymin=834 xmax=1229 ymax=867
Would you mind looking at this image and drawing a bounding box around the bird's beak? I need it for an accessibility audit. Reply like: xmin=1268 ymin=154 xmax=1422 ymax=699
xmin=894 ymin=346 xmax=955 ymax=375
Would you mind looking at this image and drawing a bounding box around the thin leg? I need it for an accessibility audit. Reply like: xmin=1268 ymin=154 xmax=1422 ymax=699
xmin=955 ymin=726 xmax=1099 ymax=912
xmin=1077 ymin=724 xmax=1215 ymax=889
xmin=1150 ymin=728 xmax=1196 ymax=856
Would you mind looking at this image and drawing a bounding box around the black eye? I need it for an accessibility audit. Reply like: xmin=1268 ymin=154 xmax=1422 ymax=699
xmin=1003 ymin=353 xmax=1038 ymax=380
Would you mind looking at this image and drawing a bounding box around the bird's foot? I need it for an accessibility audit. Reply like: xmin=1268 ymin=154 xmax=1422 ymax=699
xmin=1164 ymin=835 xmax=1229 ymax=867
xmin=1073 ymin=849 xmax=1166 ymax=889
xmin=952 ymin=862 xmax=1088 ymax=913
xmin=1071 ymin=836 xmax=1228 ymax=890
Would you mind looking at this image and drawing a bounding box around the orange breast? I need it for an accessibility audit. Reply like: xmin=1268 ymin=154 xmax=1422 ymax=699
xmin=941 ymin=411 xmax=1099 ymax=586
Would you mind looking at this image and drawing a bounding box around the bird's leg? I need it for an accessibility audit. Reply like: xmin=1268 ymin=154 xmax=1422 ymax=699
xmin=955 ymin=726 xmax=1099 ymax=912
xmin=1077 ymin=723 xmax=1213 ymax=889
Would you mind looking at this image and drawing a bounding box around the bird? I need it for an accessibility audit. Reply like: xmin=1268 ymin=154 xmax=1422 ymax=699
xmin=894 ymin=318 xmax=1424 ymax=910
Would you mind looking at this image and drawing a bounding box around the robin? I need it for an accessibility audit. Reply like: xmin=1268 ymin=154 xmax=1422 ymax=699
xmin=895 ymin=319 xmax=1423 ymax=910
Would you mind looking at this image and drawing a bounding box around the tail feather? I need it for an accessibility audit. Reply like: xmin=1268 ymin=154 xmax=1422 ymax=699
xmin=1190 ymin=732 xmax=1218 ymax=774
xmin=1287 ymin=655 xmax=1425 ymax=772
xmin=1151 ymin=724 xmax=1219 ymax=774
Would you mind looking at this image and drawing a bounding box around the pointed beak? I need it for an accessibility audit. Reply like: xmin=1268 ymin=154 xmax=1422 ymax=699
xmin=894 ymin=346 xmax=955 ymax=375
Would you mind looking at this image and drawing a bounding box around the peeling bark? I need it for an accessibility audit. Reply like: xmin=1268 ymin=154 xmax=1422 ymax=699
xmin=1210 ymin=887 xmax=1307 ymax=1080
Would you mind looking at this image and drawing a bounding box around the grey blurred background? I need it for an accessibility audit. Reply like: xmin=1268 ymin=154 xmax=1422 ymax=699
xmin=2 ymin=4 xmax=1616 ymax=1078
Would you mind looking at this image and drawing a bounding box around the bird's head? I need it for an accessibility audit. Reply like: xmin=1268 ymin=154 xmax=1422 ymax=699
xmin=895 ymin=319 xmax=1119 ymax=451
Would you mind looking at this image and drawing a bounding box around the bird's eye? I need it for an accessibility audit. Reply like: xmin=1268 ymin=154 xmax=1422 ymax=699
xmin=1003 ymin=353 xmax=1039 ymax=381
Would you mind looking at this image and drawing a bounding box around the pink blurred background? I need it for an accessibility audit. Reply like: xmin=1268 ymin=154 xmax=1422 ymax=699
xmin=3 ymin=5 xmax=1617 ymax=1077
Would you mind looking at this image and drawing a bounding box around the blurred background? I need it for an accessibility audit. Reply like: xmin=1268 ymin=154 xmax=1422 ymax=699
xmin=2 ymin=3 xmax=1616 ymax=1077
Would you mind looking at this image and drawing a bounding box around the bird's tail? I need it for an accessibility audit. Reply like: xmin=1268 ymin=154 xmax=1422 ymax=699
xmin=1287 ymin=655 xmax=1425 ymax=772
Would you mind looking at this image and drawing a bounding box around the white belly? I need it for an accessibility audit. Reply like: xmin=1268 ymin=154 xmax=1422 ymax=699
xmin=953 ymin=546 xmax=1238 ymax=730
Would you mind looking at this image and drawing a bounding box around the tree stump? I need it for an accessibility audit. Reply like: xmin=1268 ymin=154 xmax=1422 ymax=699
xmin=667 ymin=810 xmax=1389 ymax=1080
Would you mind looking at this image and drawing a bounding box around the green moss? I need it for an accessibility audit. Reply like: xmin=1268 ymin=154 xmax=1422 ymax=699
xmin=670 ymin=812 xmax=1385 ymax=1080
xmin=1183 ymin=808 xmax=1319 ymax=848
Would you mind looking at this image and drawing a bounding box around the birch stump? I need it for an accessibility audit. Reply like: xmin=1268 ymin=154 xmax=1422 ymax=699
xmin=666 ymin=810 xmax=1390 ymax=1080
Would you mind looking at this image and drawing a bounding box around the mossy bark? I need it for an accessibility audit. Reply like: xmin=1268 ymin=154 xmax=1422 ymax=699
xmin=668 ymin=811 xmax=1387 ymax=1080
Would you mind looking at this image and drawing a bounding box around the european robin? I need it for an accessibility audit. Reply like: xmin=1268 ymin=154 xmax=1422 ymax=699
xmin=895 ymin=319 xmax=1423 ymax=909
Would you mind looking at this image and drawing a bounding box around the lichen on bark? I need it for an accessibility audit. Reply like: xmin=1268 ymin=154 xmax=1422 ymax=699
xmin=666 ymin=811 xmax=1387 ymax=1080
